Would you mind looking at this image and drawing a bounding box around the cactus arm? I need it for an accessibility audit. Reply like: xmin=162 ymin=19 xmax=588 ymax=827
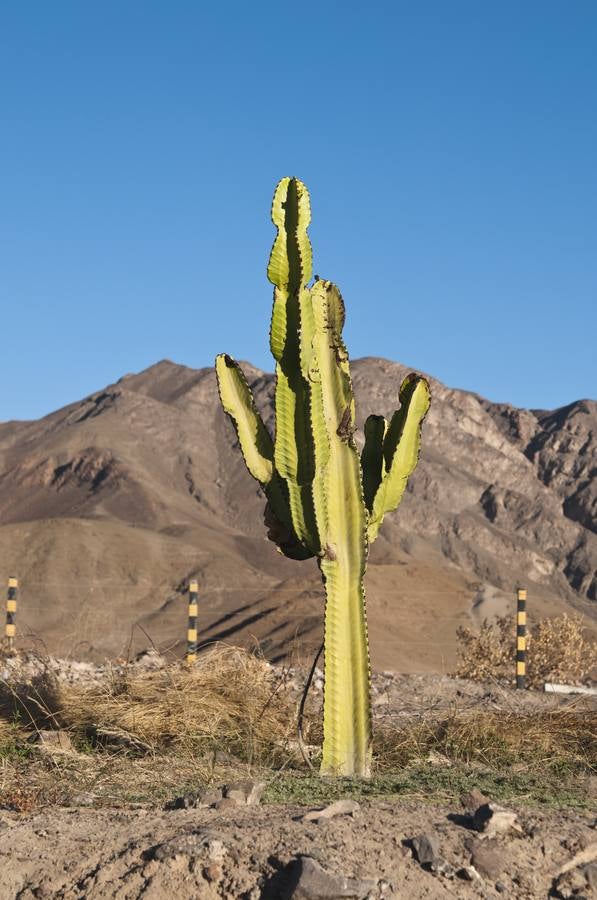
xmin=311 ymin=279 xmax=371 ymax=776
xmin=267 ymin=177 xmax=312 ymax=293
xmin=361 ymin=414 xmax=387 ymax=513
xmin=215 ymin=353 xmax=274 ymax=485
xmin=368 ymin=374 xmax=431 ymax=543
xmin=215 ymin=352 xmax=312 ymax=560
xmin=267 ymin=178 xmax=320 ymax=555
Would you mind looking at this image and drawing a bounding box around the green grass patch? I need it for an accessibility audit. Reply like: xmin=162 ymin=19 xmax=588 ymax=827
xmin=264 ymin=762 xmax=593 ymax=810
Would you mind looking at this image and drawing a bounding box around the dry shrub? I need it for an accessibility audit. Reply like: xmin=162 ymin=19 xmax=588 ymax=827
xmin=375 ymin=707 xmax=596 ymax=771
xmin=54 ymin=646 xmax=306 ymax=766
xmin=455 ymin=614 xmax=597 ymax=688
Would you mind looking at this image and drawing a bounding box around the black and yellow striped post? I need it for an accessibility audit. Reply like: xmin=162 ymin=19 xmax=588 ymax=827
xmin=516 ymin=588 xmax=527 ymax=689
xmin=187 ymin=579 xmax=198 ymax=664
xmin=5 ymin=577 xmax=17 ymax=651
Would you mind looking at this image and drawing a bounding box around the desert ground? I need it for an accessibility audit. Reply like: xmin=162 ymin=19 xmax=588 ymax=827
xmin=0 ymin=649 xmax=594 ymax=899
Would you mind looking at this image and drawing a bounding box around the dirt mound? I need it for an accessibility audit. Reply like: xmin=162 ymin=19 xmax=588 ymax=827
xmin=1 ymin=796 xmax=595 ymax=898
xmin=0 ymin=357 xmax=595 ymax=667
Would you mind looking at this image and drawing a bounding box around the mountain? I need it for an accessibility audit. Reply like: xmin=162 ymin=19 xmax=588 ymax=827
xmin=0 ymin=358 xmax=594 ymax=671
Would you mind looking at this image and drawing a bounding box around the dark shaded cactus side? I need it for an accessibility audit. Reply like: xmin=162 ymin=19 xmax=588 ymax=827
xmin=216 ymin=178 xmax=430 ymax=776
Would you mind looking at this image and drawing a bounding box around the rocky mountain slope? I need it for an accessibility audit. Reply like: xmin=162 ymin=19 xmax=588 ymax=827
xmin=0 ymin=358 xmax=594 ymax=669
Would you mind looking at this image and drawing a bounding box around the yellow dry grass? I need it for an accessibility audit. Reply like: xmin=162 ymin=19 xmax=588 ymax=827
xmin=374 ymin=706 xmax=597 ymax=772
xmin=54 ymin=647 xmax=306 ymax=766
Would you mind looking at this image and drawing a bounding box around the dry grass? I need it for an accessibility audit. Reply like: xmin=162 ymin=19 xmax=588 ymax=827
xmin=0 ymin=645 xmax=594 ymax=812
xmin=47 ymin=647 xmax=312 ymax=766
xmin=455 ymin=613 xmax=597 ymax=688
xmin=374 ymin=706 xmax=596 ymax=772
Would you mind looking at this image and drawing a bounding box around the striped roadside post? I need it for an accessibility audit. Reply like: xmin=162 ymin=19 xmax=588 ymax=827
xmin=516 ymin=588 xmax=527 ymax=689
xmin=187 ymin=580 xmax=198 ymax=664
xmin=6 ymin=577 xmax=17 ymax=650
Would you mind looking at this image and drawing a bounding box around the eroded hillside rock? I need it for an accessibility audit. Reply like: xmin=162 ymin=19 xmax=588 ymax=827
xmin=0 ymin=357 xmax=594 ymax=662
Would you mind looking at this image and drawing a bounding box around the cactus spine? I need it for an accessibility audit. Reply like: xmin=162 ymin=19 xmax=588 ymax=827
xmin=216 ymin=178 xmax=430 ymax=776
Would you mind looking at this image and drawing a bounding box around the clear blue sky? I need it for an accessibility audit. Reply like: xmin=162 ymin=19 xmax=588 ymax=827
xmin=1 ymin=1 xmax=595 ymax=420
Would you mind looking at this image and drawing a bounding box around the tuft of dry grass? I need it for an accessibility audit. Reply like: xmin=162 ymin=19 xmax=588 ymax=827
xmin=454 ymin=613 xmax=597 ymax=688
xmin=54 ymin=647 xmax=311 ymax=766
xmin=374 ymin=706 xmax=597 ymax=772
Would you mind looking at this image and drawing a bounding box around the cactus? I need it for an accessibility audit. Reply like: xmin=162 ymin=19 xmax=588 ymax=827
xmin=215 ymin=177 xmax=430 ymax=776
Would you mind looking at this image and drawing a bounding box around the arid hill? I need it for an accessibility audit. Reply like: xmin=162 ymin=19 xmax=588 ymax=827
xmin=0 ymin=358 xmax=594 ymax=670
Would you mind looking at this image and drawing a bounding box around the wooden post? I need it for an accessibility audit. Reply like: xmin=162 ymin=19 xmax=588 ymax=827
xmin=516 ymin=588 xmax=527 ymax=689
xmin=187 ymin=580 xmax=198 ymax=663
xmin=5 ymin=577 xmax=17 ymax=651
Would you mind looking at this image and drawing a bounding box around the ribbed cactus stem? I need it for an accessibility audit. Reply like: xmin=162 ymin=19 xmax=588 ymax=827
xmin=215 ymin=177 xmax=430 ymax=778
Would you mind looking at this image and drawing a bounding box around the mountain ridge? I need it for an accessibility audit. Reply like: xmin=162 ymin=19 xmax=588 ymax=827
xmin=0 ymin=356 xmax=594 ymax=670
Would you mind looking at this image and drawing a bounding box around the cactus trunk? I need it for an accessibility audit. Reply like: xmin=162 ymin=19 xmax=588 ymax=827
xmin=215 ymin=177 xmax=430 ymax=777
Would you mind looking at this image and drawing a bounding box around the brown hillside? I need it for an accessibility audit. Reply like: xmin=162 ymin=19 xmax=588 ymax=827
xmin=0 ymin=358 xmax=594 ymax=671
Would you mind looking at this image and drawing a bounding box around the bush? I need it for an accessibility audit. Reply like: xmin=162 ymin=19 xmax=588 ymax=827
xmin=454 ymin=613 xmax=597 ymax=688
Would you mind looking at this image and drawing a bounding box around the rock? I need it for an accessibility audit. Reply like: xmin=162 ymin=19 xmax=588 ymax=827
xmin=554 ymin=851 xmax=597 ymax=898
xmin=31 ymin=730 xmax=74 ymax=754
xmin=302 ymin=800 xmax=360 ymax=822
xmin=456 ymin=865 xmax=481 ymax=881
xmin=281 ymin=856 xmax=377 ymax=899
xmin=223 ymin=779 xmax=265 ymax=806
xmin=429 ymin=857 xmax=455 ymax=878
xmin=411 ymin=833 xmax=440 ymax=867
xmin=495 ymin=882 xmax=507 ymax=894
xmin=167 ymin=786 xmax=223 ymax=810
xmin=472 ymin=803 xmax=521 ymax=837
xmin=470 ymin=839 xmax=507 ymax=879
xmin=460 ymin=788 xmax=489 ymax=814
xmin=556 ymin=842 xmax=597 ymax=876
xmin=553 ymin=863 xmax=597 ymax=899
xmin=205 ymin=838 xmax=227 ymax=863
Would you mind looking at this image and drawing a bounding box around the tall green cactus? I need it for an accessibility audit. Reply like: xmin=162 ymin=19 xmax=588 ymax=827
xmin=216 ymin=177 xmax=430 ymax=776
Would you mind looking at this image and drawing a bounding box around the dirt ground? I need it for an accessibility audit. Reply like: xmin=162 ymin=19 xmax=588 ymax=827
xmin=0 ymin=795 xmax=595 ymax=899
xmin=0 ymin=656 xmax=595 ymax=899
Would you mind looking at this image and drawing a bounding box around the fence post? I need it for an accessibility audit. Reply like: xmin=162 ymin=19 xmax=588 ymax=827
xmin=187 ymin=580 xmax=198 ymax=664
xmin=6 ymin=577 xmax=17 ymax=651
xmin=516 ymin=588 xmax=527 ymax=689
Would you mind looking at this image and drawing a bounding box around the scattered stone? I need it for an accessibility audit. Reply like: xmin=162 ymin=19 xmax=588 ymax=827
xmin=281 ymin=855 xmax=377 ymax=899
xmin=553 ymin=863 xmax=597 ymax=899
xmin=495 ymin=881 xmax=508 ymax=893
xmin=31 ymin=730 xmax=74 ymax=754
xmin=377 ymin=878 xmax=394 ymax=897
xmin=429 ymin=857 xmax=455 ymax=878
xmin=150 ymin=831 xmax=225 ymax=862
xmin=223 ymin=779 xmax=265 ymax=806
xmin=166 ymin=786 xmax=223 ymax=810
xmin=411 ymin=833 xmax=440 ymax=867
xmin=472 ymin=803 xmax=522 ymax=837
xmin=302 ymin=800 xmax=360 ymax=822
xmin=456 ymin=865 xmax=481 ymax=881
xmin=460 ymin=788 xmax=489 ymax=814
xmin=556 ymin=842 xmax=597 ymax=876
xmin=206 ymin=838 xmax=227 ymax=862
